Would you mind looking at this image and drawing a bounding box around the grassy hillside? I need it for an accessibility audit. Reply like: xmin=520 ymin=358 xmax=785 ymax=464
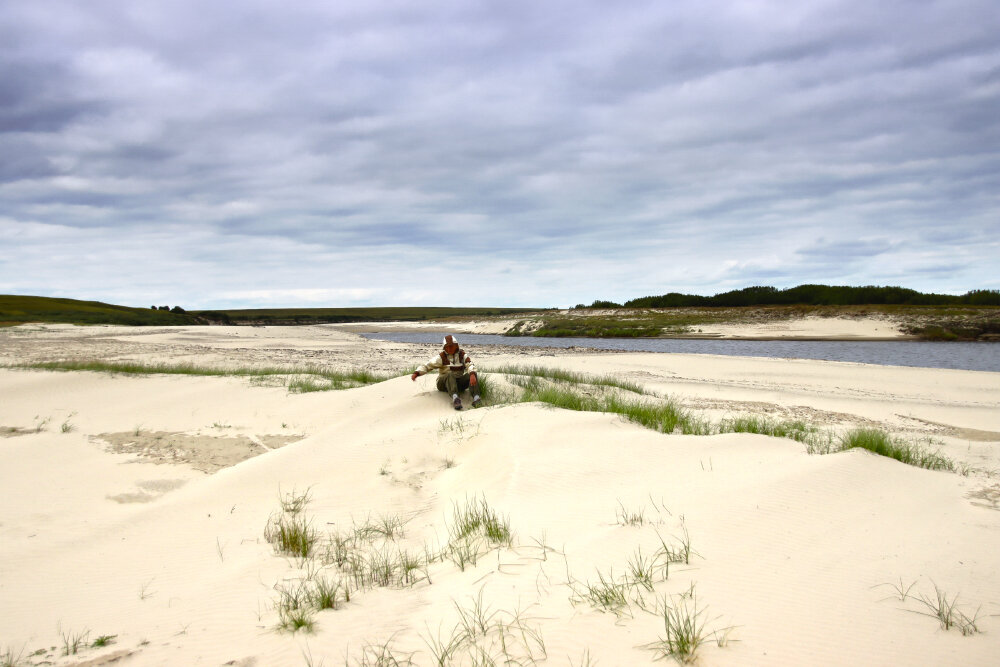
xmin=0 ymin=295 xmax=541 ymax=327
xmin=0 ymin=295 xmax=201 ymax=326
xmin=193 ymin=306 xmax=540 ymax=325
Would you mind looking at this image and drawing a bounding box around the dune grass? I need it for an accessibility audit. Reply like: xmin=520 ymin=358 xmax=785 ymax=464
xmin=717 ymin=415 xmax=817 ymax=442
xmin=645 ymin=590 xmax=710 ymax=664
xmin=0 ymin=646 xmax=23 ymax=667
xmin=422 ymin=589 xmax=546 ymax=665
xmin=16 ymin=360 xmax=395 ymax=393
xmin=448 ymin=496 xmax=513 ymax=548
xmin=487 ymin=365 xmax=956 ymax=472
xmin=837 ymin=427 xmax=953 ymax=471
xmin=913 ymin=583 xmax=982 ymax=635
xmin=265 ymin=489 xmax=320 ymax=559
xmin=485 ymin=364 xmax=645 ymax=394
xmin=511 ymin=376 xmax=691 ymax=434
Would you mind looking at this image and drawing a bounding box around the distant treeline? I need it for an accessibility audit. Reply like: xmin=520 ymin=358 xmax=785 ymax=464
xmin=577 ymin=285 xmax=1000 ymax=309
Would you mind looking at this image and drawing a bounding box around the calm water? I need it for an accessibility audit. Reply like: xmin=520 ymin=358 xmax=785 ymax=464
xmin=361 ymin=332 xmax=1000 ymax=372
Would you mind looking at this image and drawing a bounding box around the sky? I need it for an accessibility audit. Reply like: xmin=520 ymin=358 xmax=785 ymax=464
xmin=1 ymin=0 xmax=998 ymax=309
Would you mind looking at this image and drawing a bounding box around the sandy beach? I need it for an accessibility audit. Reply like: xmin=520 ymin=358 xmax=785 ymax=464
xmin=2 ymin=322 xmax=999 ymax=666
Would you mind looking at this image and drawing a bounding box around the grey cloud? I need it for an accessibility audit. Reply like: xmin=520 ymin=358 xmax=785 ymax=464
xmin=0 ymin=60 xmax=103 ymax=132
xmin=797 ymin=239 xmax=898 ymax=259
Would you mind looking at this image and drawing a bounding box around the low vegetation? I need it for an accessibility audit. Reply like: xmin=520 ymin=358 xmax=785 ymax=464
xmin=506 ymin=302 xmax=1000 ymax=340
xmin=837 ymin=427 xmax=953 ymax=471
xmin=15 ymin=360 xmax=394 ymax=393
xmin=422 ymin=589 xmax=546 ymax=665
xmin=487 ymin=365 xmax=954 ymax=471
xmin=0 ymin=295 xmax=201 ymax=326
xmin=264 ymin=485 xmax=731 ymax=664
xmin=644 ymin=589 xmax=713 ymax=663
xmin=878 ymin=579 xmax=984 ymax=636
xmin=0 ymin=294 xmax=541 ymax=326
xmin=265 ymin=492 xmax=517 ymax=636
xmin=193 ymin=305 xmax=540 ymax=326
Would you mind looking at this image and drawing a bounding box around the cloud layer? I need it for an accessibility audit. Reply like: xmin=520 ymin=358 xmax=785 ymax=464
xmin=2 ymin=0 xmax=998 ymax=308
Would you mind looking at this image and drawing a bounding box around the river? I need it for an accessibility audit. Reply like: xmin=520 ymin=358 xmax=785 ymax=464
xmin=360 ymin=332 xmax=1000 ymax=372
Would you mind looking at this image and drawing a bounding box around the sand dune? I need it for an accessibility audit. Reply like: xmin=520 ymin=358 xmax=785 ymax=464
xmin=1 ymin=324 xmax=999 ymax=665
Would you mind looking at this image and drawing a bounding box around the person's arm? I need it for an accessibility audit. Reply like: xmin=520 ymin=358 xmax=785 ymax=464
xmin=411 ymin=355 xmax=443 ymax=381
xmin=465 ymin=355 xmax=478 ymax=385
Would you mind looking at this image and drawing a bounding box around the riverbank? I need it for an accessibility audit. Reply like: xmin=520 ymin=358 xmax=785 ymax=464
xmin=334 ymin=312 xmax=910 ymax=340
xmin=2 ymin=324 xmax=999 ymax=665
xmin=334 ymin=306 xmax=1000 ymax=341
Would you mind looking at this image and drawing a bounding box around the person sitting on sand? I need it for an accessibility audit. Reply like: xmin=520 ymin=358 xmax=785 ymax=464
xmin=411 ymin=334 xmax=481 ymax=410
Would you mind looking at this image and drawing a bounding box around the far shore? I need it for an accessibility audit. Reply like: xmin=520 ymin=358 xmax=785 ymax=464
xmin=329 ymin=313 xmax=917 ymax=341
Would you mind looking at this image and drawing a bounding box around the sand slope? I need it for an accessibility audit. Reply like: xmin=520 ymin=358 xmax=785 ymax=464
xmin=2 ymin=329 xmax=999 ymax=666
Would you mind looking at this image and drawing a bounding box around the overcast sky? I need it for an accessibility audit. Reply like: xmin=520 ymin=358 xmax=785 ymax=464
xmin=2 ymin=0 xmax=998 ymax=309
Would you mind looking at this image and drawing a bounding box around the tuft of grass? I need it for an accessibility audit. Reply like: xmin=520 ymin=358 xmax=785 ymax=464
xmin=626 ymin=548 xmax=658 ymax=592
xmin=615 ymin=500 xmax=648 ymax=527
xmin=445 ymin=536 xmax=482 ymax=572
xmin=470 ymin=372 xmax=495 ymax=407
xmin=60 ymin=628 xmax=89 ymax=656
xmin=644 ymin=592 xmax=709 ymax=664
xmin=348 ymin=638 xmax=415 ymax=666
xmin=448 ymin=496 xmax=513 ymax=548
xmin=875 ymin=577 xmax=918 ymax=602
xmin=265 ymin=512 xmax=319 ymax=559
xmin=718 ymin=416 xmax=816 ymax=442
xmin=352 ymin=513 xmax=409 ymax=542
xmin=278 ymin=605 xmax=315 ymax=633
xmin=655 ymin=523 xmax=696 ymax=566
xmin=278 ymin=487 xmax=312 ymax=515
xmin=1 ymin=646 xmax=24 ymax=667
xmin=90 ymin=634 xmax=116 ymax=648
xmin=569 ymin=649 xmax=597 ymax=666
xmin=572 ymin=568 xmax=632 ymax=616
xmin=309 ymin=575 xmax=343 ymax=611
xmin=606 ymin=394 xmax=688 ymax=434
xmin=838 ymin=427 xmax=953 ymax=470
xmin=914 ymin=583 xmax=982 ymax=635
xmin=420 ymin=590 xmax=546 ymax=666
xmin=274 ymin=580 xmax=318 ymax=633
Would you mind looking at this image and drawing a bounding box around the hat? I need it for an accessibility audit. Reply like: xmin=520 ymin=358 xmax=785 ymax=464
xmin=442 ymin=334 xmax=459 ymax=347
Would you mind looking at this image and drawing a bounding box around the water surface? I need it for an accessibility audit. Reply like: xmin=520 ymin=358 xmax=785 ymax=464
xmin=361 ymin=332 xmax=1000 ymax=372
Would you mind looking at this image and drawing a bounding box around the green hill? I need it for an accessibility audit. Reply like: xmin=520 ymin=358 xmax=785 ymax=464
xmin=0 ymin=295 xmax=200 ymax=326
xmin=0 ymin=295 xmax=540 ymax=327
xmin=193 ymin=306 xmax=537 ymax=325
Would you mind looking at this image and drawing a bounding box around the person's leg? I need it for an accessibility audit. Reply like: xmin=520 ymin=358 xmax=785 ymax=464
xmin=469 ymin=374 xmax=480 ymax=408
xmin=437 ymin=373 xmax=459 ymax=394
xmin=456 ymin=374 xmax=471 ymax=393
xmin=439 ymin=373 xmax=463 ymax=409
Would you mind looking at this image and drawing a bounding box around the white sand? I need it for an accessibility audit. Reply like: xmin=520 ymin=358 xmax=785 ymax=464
xmin=1 ymin=324 xmax=999 ymax=666
xmin=690 ymin=315 xmax=906 ymax=339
